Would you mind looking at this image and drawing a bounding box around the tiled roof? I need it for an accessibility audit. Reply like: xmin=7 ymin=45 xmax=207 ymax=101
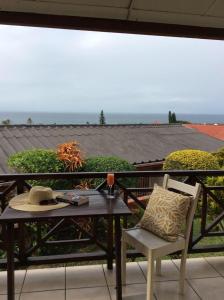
xmin=0 ymin=124 xmax=223 ymax=174
xmin=184 ymin=124 xmax=224 ymax=141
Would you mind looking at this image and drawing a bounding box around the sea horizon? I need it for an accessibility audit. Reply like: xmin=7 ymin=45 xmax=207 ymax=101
xmin=0 ymin=111 xmax=223 ymax=125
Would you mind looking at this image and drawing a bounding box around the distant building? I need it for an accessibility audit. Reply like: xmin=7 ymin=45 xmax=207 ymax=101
xmin=184 ymin=124 xmax=224 ymax=141
xmin=0 ymin=124 xmax=222 ymax=174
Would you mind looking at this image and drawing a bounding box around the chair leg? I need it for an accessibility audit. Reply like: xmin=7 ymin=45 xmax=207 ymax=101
xmin=121 ymin=237 xmax=127 ymax=285
xmin=179 ymin=249 xmax=187 ymax=294
xmin=146 ymin=253 xmax=154 ymax=300
xmin=156 ymin=258 xmax=161 ymax=276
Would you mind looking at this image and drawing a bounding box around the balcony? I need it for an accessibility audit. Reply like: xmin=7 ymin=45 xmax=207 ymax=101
xmin=1 ymin=257 xmax=224 ymax=299
xmin=0 ymin=170 xmax=224 ymax=299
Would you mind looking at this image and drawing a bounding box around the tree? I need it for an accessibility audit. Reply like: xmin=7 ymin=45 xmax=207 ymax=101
xmin=2 ymin=119 xmax=11 ymax=125
xmin=171 ymin=112 xmax=177 ymax=123
xmin=27 ymin=117 xmax=33 ymax=125
xmin=168 ymin=111 xmax=172 ymax=123
xmin=168 ymin=111 xmax=177 ymax=123
xmin=99 ymin=110 xmax=106 ymax=125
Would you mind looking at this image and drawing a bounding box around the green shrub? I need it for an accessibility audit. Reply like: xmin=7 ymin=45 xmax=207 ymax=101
xmin=207 ymin=174 xmax=224 ymax=189
xmin=163 ymin=149 xmax=220 ymax=171
xmin=212 ymin=147 xmax=224 ymax=168
xmin=206 ymin=174 xmax=224 ymax=216
xmin=82 ymin=156 xmax=136 ymax=188
xmin=163 ymin=149 xmax=221 ymax=220
xmin=8 ymin=149 xmax=64 ymax=173
xmin=8 ymin=149 xmax=73 ymax=189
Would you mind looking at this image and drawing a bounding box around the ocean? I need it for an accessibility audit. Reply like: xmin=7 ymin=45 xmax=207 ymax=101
xmin=0 ymin=112 xmax=223 ymax=125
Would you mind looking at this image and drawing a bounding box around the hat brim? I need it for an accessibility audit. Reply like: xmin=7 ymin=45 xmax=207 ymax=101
xmin=9 ymin=191 xmax=69 ymax=212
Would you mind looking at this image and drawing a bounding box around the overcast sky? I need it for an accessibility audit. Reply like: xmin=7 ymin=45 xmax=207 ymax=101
xmin=0 ymin=25 xmax=224 ymax=114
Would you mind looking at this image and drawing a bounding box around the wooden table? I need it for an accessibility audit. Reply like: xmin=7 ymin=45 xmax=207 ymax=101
xmin=0 ymin=191 xmax=131 ymax=300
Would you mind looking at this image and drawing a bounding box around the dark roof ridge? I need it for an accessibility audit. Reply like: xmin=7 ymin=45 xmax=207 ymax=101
xmin=0 ymin=123 xmax=183 ymax=128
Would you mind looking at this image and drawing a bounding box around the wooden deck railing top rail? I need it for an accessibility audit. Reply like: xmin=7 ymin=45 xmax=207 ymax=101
xmin=0 ymin=169 xmax=223 ymax=181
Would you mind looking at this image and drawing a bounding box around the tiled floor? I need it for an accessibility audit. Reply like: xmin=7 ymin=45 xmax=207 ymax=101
xmin=1 ymin=257 xmax=224 ymax=299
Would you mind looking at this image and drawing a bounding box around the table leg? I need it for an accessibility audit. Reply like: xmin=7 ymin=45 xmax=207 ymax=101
xmin=107 ymin=216 xmax=113 ymax=270
xmin=6 ymin=223 xmax=15 ymax=300
xmin=115 ymin=216 xmax=122 ymax=300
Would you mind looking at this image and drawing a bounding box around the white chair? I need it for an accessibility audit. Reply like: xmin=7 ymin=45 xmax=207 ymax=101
xmin=121 ymin=174 xmax=201 ymax=300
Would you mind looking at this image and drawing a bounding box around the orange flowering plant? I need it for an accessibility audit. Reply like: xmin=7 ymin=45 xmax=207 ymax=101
xmin=57 ymin=141 xmax=84 ymax=171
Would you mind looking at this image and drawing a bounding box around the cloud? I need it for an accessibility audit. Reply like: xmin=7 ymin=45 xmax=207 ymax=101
xmin=0 ymin=25 xmax=224 ymax=114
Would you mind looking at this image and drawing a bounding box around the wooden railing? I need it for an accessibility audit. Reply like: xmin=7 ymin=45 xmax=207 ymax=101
xmin=0 ymin=170 xmax=223 ymax=267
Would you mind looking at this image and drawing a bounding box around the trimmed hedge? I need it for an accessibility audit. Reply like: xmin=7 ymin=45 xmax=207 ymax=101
xmin=8 ymin=149 xmax=64 ymax=173
xmin=8 ymin=149 xmax=73 ymax=189
xmin=82 ymin=156 xmax=136 ymax=188
xmin=163 ymin=149 xmax=220 ymax=171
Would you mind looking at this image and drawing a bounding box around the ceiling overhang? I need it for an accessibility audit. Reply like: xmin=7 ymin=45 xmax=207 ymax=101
xmin=0 ymin=1 xmax=224 ymax=40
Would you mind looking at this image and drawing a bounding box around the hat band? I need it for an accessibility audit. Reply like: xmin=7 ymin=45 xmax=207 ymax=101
xmin=40 ymin=199 xmax=58 ymax=206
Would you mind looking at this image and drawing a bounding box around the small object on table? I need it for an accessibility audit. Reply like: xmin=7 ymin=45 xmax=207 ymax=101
xmin=107 ymin=173 xmax=115 ymax=199
xmin=56 ymin=192 xmax=89 ymax=206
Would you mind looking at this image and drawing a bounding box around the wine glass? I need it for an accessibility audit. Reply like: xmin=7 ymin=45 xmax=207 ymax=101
xmin=107 ymin=173 xmax=115 ymax=199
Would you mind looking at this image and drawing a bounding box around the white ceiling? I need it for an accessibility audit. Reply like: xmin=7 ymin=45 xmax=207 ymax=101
xmin=0 ymin=0 xmax=224 ymax=29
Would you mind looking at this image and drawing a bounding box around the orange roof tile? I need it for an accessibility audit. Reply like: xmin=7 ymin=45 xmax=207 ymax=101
xmin=184 ymin=124 xmax=224 ymax=141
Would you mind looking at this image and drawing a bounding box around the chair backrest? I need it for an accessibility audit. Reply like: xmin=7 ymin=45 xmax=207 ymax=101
xmin=163 ymin=174 xmax=201 ymax=244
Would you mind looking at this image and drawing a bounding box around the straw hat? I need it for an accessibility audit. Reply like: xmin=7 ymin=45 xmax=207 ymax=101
xmin=9 ymin=186 xmax=69 ymax=212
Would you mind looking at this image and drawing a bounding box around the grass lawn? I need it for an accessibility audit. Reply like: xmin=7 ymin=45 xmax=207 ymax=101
xmin=188 ymin=217 xmax=224 ymax=258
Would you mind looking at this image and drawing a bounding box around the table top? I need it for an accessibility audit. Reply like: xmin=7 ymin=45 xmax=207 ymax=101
xmin=0 ymin=190 xmax=132 ymax=223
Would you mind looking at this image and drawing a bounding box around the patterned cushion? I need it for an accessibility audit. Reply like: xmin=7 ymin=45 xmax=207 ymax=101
xmin=140 ymin=184 xmax=191 ymax=242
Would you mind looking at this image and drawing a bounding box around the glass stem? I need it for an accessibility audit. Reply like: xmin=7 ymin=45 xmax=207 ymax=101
xmin=109 ymin=185 xmax=113 ymax=195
